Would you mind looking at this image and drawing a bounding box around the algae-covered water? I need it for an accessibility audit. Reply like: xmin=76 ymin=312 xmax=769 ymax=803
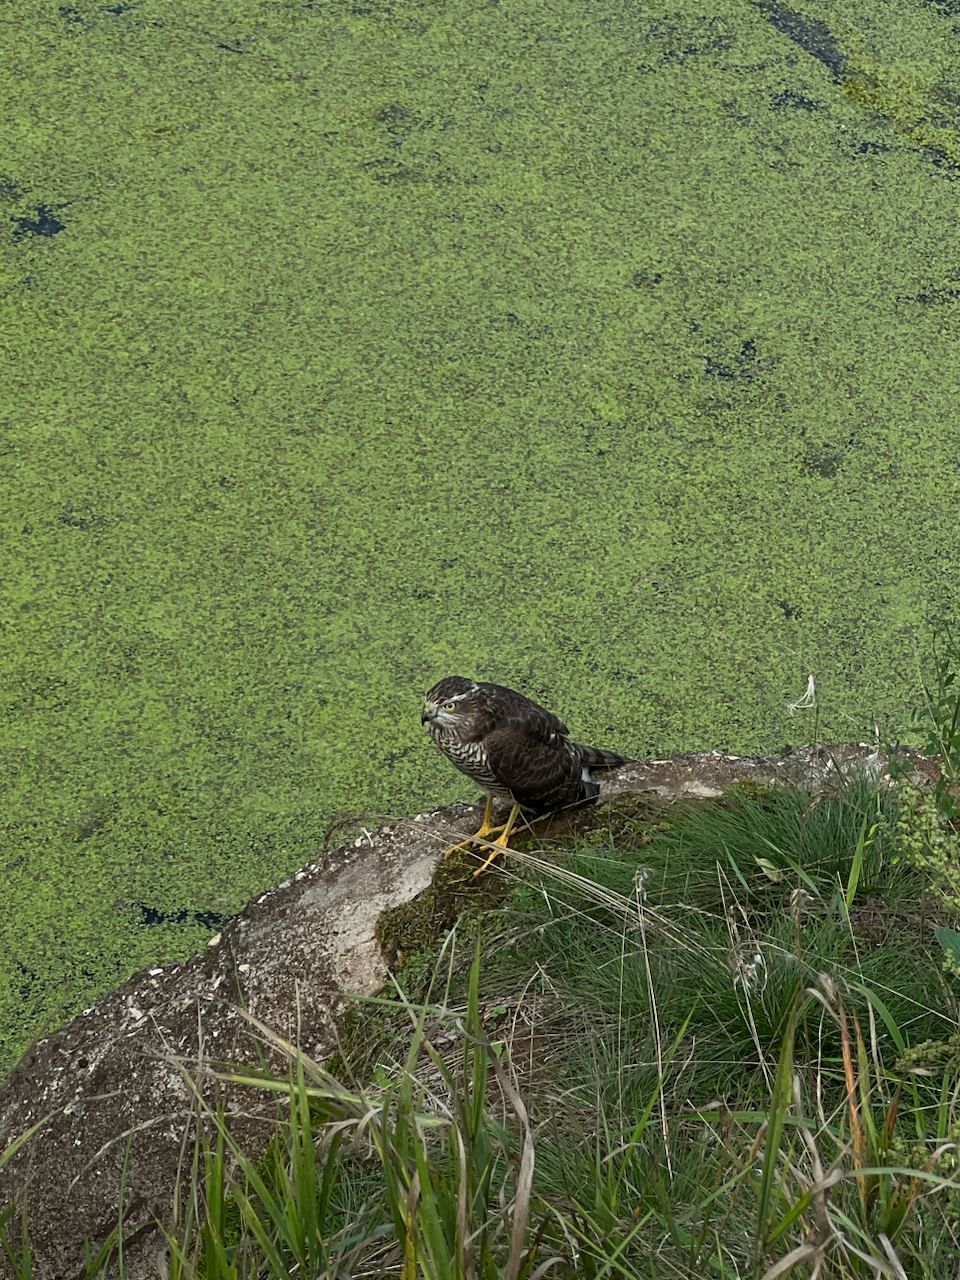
xmin=3 ymin=0 xmax=960 ymax=1073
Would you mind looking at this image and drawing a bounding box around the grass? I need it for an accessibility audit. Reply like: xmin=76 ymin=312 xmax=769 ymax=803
xmin=6 ymin=767 xmax=960 ymax=1279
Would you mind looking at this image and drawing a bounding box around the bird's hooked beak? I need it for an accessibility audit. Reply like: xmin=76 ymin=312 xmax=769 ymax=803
xmin=421 ymin=703 xmax=437 ymax=724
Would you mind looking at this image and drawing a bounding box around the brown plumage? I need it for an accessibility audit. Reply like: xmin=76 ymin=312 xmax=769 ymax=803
xmin=421 ymin=676 xmax=630 ymax=873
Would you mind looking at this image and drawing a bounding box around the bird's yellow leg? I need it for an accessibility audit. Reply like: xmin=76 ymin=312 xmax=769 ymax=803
xmin=471 ymin=802 xmax=522 ymax=877
xmin=443 ymin=794 xmax=509 ymax=859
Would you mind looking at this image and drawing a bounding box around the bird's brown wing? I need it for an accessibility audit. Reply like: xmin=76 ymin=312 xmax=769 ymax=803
xmin=483 ymin=724 xmax=588 ymax=816
xmin=478 ymin=682 xmax=570 ymax=741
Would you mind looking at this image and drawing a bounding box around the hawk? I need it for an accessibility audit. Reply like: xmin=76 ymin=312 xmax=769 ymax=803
xmin=422 ymin=675 xmax=630 ymax=874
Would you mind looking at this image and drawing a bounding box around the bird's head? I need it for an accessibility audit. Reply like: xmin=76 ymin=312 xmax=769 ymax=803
xmin=422 ymin=675 xmax=481 ymax=728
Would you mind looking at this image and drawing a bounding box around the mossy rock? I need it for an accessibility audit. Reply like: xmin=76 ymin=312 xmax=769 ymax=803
xmin=375 ymin=848 xmax=511 ymax=970
xmin=724 ymin=778 xmax=786 ymax=806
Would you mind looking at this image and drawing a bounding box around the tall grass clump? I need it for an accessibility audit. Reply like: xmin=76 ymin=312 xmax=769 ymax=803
xmin=151 ymin=937 xmax=550 ymax=1279
xmin=905 ymin=624 xmax=960 ymax=820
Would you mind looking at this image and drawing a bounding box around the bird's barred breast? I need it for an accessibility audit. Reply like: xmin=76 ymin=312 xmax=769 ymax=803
xmin=432 ymin=731 xmax=512 ymax=798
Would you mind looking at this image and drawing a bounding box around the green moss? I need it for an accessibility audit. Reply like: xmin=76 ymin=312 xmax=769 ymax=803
xmin=5 ymin=0 xmax=960 ymax=1072
xmin=375 ymin=850 xmax=511 ymax=970
xmin=547 ymin=792 xmax=669 ymax=853
xmin=724 ymin=778 xmax=785 ymax=805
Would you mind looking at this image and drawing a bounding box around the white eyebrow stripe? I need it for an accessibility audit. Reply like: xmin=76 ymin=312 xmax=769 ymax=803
xmin=430 ymin=684 xmax=477 ymax=704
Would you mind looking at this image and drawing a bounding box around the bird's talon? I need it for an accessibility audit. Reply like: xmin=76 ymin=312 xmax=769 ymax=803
xmin=442 ymin=793 xmax=509 ymax=859
xmin=471 ymin=852 xmax=503 ymax=878
xmin=443 ymin=838 xmax=474 ymax=860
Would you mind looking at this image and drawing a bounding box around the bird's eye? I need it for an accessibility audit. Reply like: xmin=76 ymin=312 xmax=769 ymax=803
xmin=443 ymin=701 xmax=457 ymax=711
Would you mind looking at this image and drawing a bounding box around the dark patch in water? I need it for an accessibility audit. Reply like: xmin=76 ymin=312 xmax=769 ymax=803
xmin=704 ymin=338 xmax=768 ymax=382
xmin=802 ymin=445 xmax=844 ymax=477
xmin=651 ymin=18 xmax=736 ymax=64
xmin=376 ymin=103 xmax=410 ymax=125
xmin=904 ymin=285 xmax=960 ymax=305
xmin=14 ymin=963 xmax=37 ymax=1001
xmin=632 ymin=268 xmax=663 ymax=287
xmin=68 ymin=800 xmax=114 ymax=841
xmin=856 ymin=140 xmax=895 ymax=155
xmin=772 ymin=89 xmax=821 ymax=111
xmin=0 ymin=177 xmax=23 ymax=202
xmin=362 ymin=156 xmax=421 ymax=183
xmin=925 ymin=147 xmax=960 ymax=177
xmin=776 ymin=599 xmax=802 ymax=620
xmin=12 ymin=205 xmax=66 ymax=241
xmin=137 ymin=904 xmax=230 ymax=930
xmin=704 ymin=356 xmax=737 ymax=380
xmin=58 ymin=504 xmax=106 ymax=530
xmin=753 ymin=1 xmax=846 ymax=80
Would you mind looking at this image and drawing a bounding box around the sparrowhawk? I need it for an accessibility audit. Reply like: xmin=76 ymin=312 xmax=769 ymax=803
xmin=422 ymin=675 xmax=630 ymax=874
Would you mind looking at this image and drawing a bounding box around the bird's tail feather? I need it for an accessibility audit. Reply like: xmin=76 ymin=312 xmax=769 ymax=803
xmin=576 ymin=744 xmax=632 ymax=771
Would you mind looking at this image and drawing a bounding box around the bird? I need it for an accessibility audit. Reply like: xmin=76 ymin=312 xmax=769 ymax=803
xmin=421 ymin=675 xmax=631 ymax=875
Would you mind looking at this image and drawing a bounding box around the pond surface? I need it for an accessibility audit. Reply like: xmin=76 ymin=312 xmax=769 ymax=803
xmin=3 ymin=0 xmax=960 ymax=1073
